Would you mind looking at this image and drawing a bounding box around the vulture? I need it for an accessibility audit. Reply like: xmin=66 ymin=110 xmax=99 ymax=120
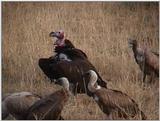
xmin=38 ymin=30 xmax=107 ymax=96
xmin=25 ymin=77 xmax=70 ymax=120
xmin=83 ymin=70 xmax=147 ymax=120
xmin=49 ymin=30 xmax=88 ymax=61
xmin=128 ymin=39 xmax=159 ymax=83
xmin=2 ymin=92 xmax=41 ymax=120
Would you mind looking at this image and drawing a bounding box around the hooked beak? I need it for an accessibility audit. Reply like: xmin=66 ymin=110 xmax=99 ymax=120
xmin=54 ymin=80 xmax=58 ymax=84
xmin=50 ymin=79 xmax=56 ymax=84
xmin=128 ymin=39 xmax=134 ymax=48
xmin=49 ymin=32 xmax=58 ymax=46
xmin=128 ymin=43 xmax=133 ymax=48
xmin=49 ymin=32 xmax=56 ymax=37
xmin=54 ymin=79 xmax=61 ymax=85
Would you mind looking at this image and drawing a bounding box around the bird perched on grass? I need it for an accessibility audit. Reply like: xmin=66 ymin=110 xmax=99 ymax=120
xmin=2 ymin=92 xmax=41 ymax=120
xmin=128 ymin=39 xmax=159 ymax=83
xmin=26 ymin=77 xmax=70 ymax=120
xmin=83 ymin=70 xmax=147 ymax=120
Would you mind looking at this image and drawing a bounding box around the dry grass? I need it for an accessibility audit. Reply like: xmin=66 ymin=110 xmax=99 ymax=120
xmin=2 ymin=2 xmax=159 ymax=120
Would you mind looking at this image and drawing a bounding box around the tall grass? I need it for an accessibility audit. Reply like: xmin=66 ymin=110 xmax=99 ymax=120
xmin=2 ymin=2 xmax=159 ymax=119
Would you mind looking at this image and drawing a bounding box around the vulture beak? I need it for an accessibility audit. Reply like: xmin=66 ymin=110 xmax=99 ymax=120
xmin=54 ymin=79 xmax=63 ymax=85
xmin=49 ymin=32 xmax=58 ymax=45
xmin=50 ymin=79 xmax=56 ymax=83
xmin=54 ymin=79 xmax=59 ymax=84
xmin=49 ymin=32 xmax=57 ymax=37
xmin=128 ymin=43 xmax=133 ymax=48
xmin=128 ymin=39 xmax=134 ymax=48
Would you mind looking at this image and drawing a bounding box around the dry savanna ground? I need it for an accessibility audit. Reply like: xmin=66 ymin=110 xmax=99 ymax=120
xmin=2 ymin=2 xmax=159 ymax=120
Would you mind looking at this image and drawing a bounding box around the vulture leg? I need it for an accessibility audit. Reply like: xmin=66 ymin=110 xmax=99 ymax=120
xmin=141 ymin=57 xmax=147 ymax=84
xmin=140 ymin=110 xmax=147 ymax=120
xmin=72 ymin=82 xmax=78 ymax=96
xmin=142 ymin=73 xmax=147 ymax=89
xmin=142 ymin=73 xmax=146 ymax=83
xmin=69 ymin=83 xmax=76 ymax=95
xmin=59 ymin=116 xmax=64 ymax=120
xmin=149 ymin=72 xmax=156 ymax=84
xmin=105 ymin=114 xmax=113 ymax=120
xmin=149 ymin=72 xmax=153 ymax=84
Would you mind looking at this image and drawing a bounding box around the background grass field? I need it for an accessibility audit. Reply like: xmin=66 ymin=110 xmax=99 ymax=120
xmin=2 ymin=2 xmax=159 ymax=120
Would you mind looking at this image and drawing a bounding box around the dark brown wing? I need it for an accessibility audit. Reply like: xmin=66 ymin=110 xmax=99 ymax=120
xmin=38 ymin=58 xmax=56 ymax=80
xmin=61 ymin=48 xmax=88 ymax=60
xmin=64 ymin=39 xmax=75 ymax=48
xmin=54 ymin=39 xmax=87 ymax=60
xmin=95 ymin=88 xmax=142 ymax=119
xmin=39 ymin=57 xmax=107 ymax=96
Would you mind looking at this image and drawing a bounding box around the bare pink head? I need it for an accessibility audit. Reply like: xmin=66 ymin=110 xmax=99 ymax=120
xmin=49 ymin=30 xmax=65 ymax=47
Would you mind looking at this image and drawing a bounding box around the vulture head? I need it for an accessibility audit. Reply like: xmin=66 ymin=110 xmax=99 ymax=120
xmin=55 ymin=77 xmax=70 ymax=91
xmin=55 ymin=77 xmax=75 ymax=96
xmin=83 ymin=70 xmax=101 ymax=93
xmin=128 ymin=39 xmax=137 ymax=49
xmin=49 ymin=30 xmax=65 ymax=47
xmin=128 ymin=39 xmax=145 ymax=63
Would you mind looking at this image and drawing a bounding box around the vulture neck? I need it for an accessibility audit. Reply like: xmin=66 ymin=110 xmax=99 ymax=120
xmin=132 ymin=44 xmax=139 ymax=61
xmin=88 ymin=71 xmax=101 ymax=93
xmin=132 ymin=44 xmax=137 ymax=55
xmin=57 ymin=77 xmax=70 ymax=92
xmin=56 ymin=38 xmax=65 ymax=46
xmin=54 ymin=39 xmax=75 ymax=53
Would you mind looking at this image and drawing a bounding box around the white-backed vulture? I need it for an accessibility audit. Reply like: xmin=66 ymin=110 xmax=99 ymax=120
xmin=2 ymin=92 xmax=41 ymax=120
xmin=83 ymin=70 xmax=147 ymax=120
xmin=128 ymin=39 xmax=159 ymax=83
xmin=26 ymin=77 xmax=70 ymax=120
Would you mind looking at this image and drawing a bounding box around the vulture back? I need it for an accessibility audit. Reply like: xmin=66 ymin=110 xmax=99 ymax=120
xmin=2 ymin=92 xmax=41 ymax=120
xmin=26 ymin=89 xmax=69 ymax=120
xmin=94 ymin=88 xmax=146 ymax=120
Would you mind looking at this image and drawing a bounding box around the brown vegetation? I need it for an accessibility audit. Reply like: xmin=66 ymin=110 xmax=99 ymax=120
xmin=2 ymin=2 xmax=159 ymax=120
